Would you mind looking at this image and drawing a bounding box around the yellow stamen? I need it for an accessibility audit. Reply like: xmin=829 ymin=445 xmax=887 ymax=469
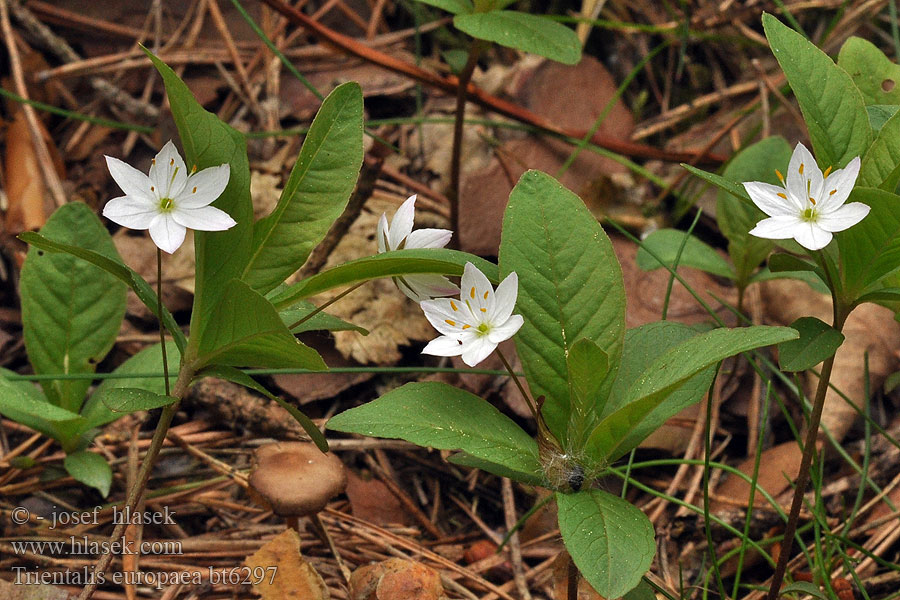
xmin=445 ymin=319 xmax=456 ymax=326
xmin=191 ymin=164 xmax=198 ymax=174
xmin=823 ymin=165 xmax=833 ymax=177
xmin=169 ymin=158 xmax=175 ymax=166
xmin=777 ymin=192 xmax=787 ymax=199
xmin=483 ymin=291 xmax=489 ymax=300
xmin=150 ymin=186 xmax=155 ymax=192
xmin=470 ymin=287 xmax=475 ymax=299
xmin=450 ymin=301 xmax=458 ymax=311
xmin=480 ymin=307 xmax=487 ymax=312
xmin=799 ymin=163 xmax=805 ymax=175
xmin=192 ymin=186 xmax=197 ymax=193
xmin=151 ymin=158 xmax=156 ymax=165
xmin=775 ymin=169 xmax=785 ymax=184
xmin=462 ymin=324 xmax=471 ymax=329
xmin=809 ymin=197 xmax=816 ymax=205
xmin=829 ymin=189 xmax=837 ymax=196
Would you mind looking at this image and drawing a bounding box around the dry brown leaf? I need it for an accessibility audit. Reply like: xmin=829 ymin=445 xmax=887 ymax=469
xmin=4 ymin=110 xmax=48 ymax=234
xmin=711 ymin=441 xmax=805 ymax=512
xmin=312 ymin=195 xmax=436 ymax=364
xmin=457 ymin=55 xmax=635 ymax=255
xmin=246 ymin=528 xmax=329 ymax=600
xmin=345 ymin=470 xmax=413 ymax=527
xmin=552 ymin=550 xmax=604 ymax=600
xmin=760 ymin=278 xmax=900 ymax=442
xmin=273 ymin=341 xmax=373 ymax=405
xmin=251 ymin=171 xmax=282 ymax=221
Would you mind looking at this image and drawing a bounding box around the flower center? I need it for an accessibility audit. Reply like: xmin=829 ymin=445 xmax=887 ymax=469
xmin=476 ymin=323 xmax=491 ymax=335
xmin=159 ymin=197 xmax=175 ymax=213
xmin=801 ymin=207 xmax=818 ymax=222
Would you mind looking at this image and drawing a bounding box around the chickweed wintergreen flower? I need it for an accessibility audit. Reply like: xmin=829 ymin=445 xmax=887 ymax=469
xmin=744 ymin=142 xmax=868 ymax=251
xmin=420 ymin=262 xmax=524 ymax=367
xmin=103 ymin=141 xmax=235 ymax=254
xmin=377 ymin=194 xmax=459 ymax=301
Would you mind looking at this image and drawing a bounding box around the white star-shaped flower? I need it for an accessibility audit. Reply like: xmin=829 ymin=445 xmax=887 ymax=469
xmin=377 ymin=194 xmax=459 ymax=301
xmin=744 ymin=142 xmax=869 ymax=251
xmin=420 ymin=262 xmax=524 ymax=367
xmin=103 ymin=141 xmax=236 ymax=254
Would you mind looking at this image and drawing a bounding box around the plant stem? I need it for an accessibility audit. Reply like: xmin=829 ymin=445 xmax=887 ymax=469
xmin=448 ymin=39 xmax=485 ymax=249
xmin=496 ymin=348 xmax=539 ymax=423
xmin=76 ymin=364 xmax=195 ymax=600
xmin=158 ymin=249 xmax=170 ymax=396
xmin=288 ymin=281 xmax=366 ymax=330
xmin=765 ymin=310 xmax=847 ymax=600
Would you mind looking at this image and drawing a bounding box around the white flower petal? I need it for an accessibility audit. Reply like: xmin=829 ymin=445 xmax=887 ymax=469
xmin=105 ymin=156 xmax=154 ymax=202
xmin=460 ymin=262 xmax=495 ymax=317
xmin=422 ymin=335 xmax=465 ymax=357
xmin=377 ymin=214 xmax=389 ymax=253
xmin=406 ymin=228 xmax=453 ymax=249
xmin=421 ymin=298 xmax=470 ymax=336
xmin=176 ymin=164 xmax=230 ymax=209
xmin=148 ymin=214 xmax=187 ymax=254
xmin=491 ymin=272 xmax=519 ymax=323
xmin=792 ymin=222 xmax=832 ymax=251
xmin=818 ymin=156 xmax=860 ymax=211
xmin=786 ymin=142 xmax=819 ymax=206
xmin=461 ymin=336 xmax=497 ymax=367
xmin=402 ymin=274 xmax=460 ymax=301
xmin=743 ymin=181 xmax=801 ymax=216
xmin=150 ymin=141 xmax=188 ymax=199
xmin=388 ymin=195 xmax=417 ymax=250
xmin=171 ymin=205 xmax=237 ymax=231
xmin=749 ymin=215 xmax=804 ymax=240
xmin=487 ymin=314 xmax=524 ymax=344
xmin=816 ymin=202 xmax=870 ymax=232
xmin=102 ymin=196 xmax=158 ymax=230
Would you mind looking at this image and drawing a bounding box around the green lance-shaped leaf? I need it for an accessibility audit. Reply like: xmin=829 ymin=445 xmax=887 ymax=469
xmin=80 ymin=341 xmax=181 ymax=433
xmin=97 ymin=388 xmax=177 ymax=413
xmin=0 ymin=370 xmax=84 ymax=439
xmin=327 ymin=382 xmax=542 ymax=484
xmin=146 ymin=49 xmax=254 ymax=340
xmin=762 ymin=14 xmax=872 ymax=169
xmin=778 ymin=317 xmax=845 ymax=372
xmin=196 ymin=364 xmax=328 ymax=452
xmin=586 ymin=325 xmax=798 ymax=462
xmin=270 ymin=249 xmax=498 ymax=310
xmin=64 ymin=450 xmax=112 ymax=497
xmin=565 ymin=339 xmax=610 ymax=450
xmin=636 ymin=229 xmax=734 ymax=279
xmin=243 ymin=82 xmax=364 ymax=294
xmin=557 ymin=489 xmax=655 ymax=599
xmin=196 ymin=279 xmax=327 ymax=370
xmin=716 ymin=137 xmax=793 ymax=283
xmin=413 ymin=0 xmax=473 ymax=14
xmin=453 ymin=11 xmax=581 ymax=65
xmin=682 ymin=164 xmax=753 ymax=205
xmin=500 ymin=170 xmax=626 ymax=447
xmin=280 ymin=301 xmax=368 ymax=335
xmin=20 ymin=203 xmax=126 ymax=414
xmin=859 ymin=108 xmax=900 ymax=191
xmin=836 ymin=187 xmax=900 ymax=297
xmin=837 ymin=37 xmax=900 ymax=106
xmin=18 ymin=232 xmax=187 ymax=353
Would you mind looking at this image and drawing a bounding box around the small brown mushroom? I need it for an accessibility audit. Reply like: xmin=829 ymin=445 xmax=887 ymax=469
xmin=249 ymin=441 xmax=347 ymax=530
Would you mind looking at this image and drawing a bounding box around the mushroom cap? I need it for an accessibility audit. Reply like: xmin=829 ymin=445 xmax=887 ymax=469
xmin=249 ymin=441 xmax=347 ymax=516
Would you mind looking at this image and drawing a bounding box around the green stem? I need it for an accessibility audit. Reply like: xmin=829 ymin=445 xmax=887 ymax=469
xmin=765 ymin=307 xmax=848 ymax=600
xmin=448 ymin=39 xmax=485 ymax=250
xmin=158 ymin=249 xmax=170 ymax=396
xmin=288 ymin=281 xmax=365 ymax=330
xmin=75 ymin=364 xmax=196 ymax=600
xmin=496 ymin=348 xmax=539 ymax=424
